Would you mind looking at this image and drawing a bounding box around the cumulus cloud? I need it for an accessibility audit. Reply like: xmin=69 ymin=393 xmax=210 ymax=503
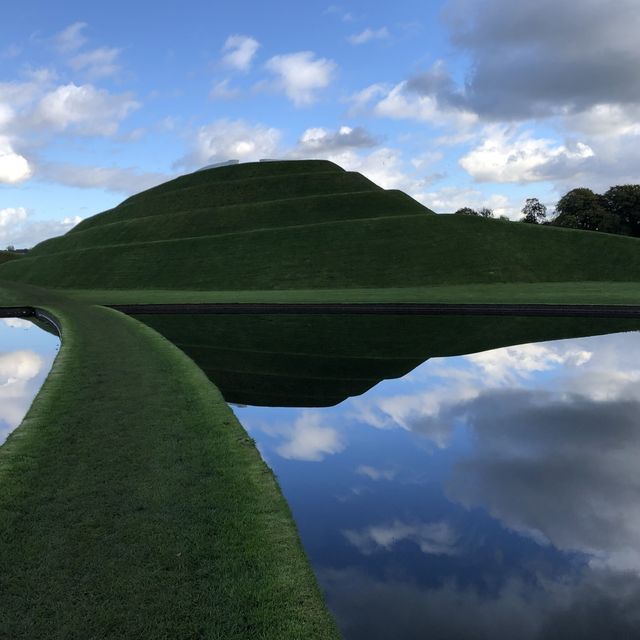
xmin=0 ymin=137 xmax=31 ymax=183
xmin=439 ymin=0 xmax=640 ymax=120
xmin=344 ymin=519 xmax=459 ymax=555
xmin=179 ymin=118 xmax=281 ymax=168
xmin=372 ymin=80 xmax=478 ymax=129
xmin=38 ymin=163 xmax=170 ymax=194
xmin=348 ymin=27 xmax=390 ymax=45
xmin=298 ymin=126 xmax=378 ymax=152
xmin=265 ymin=51 xmax=336 ymax=106
xmin=33 ymin=83 xmax=140 ymax=136
xmin=0 ymin=207 xmax=82 ymax=248
xmin=459 ymin=127 xmax=594 ymax=183
xmin=276 ymin=411 xmax=345 ymax=461
xmin=221 ymin=35 xmax=260 ymax=72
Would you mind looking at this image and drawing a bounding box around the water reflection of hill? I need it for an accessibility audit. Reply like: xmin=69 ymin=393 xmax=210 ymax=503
xmin=134 ymin=314 xmax=640 ymax=407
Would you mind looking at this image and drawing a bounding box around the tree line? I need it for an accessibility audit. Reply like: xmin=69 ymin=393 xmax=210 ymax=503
xmin=454 ymin=184 xmax=640 ymax=238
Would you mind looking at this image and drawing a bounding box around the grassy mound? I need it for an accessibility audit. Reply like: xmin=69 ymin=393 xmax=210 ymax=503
xmin=2 ymin=159 xmax=640 ymax=294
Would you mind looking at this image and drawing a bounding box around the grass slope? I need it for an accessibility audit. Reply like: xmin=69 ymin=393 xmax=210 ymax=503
xmin=0 ymin=283 xmax=339 ymax=639
xmin=29 ymin=190 xmax=422 ymax=257
xmin=5 ymin=214 xmax=640 ymax=291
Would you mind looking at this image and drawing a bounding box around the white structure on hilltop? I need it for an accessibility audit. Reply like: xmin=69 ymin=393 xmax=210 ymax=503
xmin=196 ymin=159 xmax=239 ymax=171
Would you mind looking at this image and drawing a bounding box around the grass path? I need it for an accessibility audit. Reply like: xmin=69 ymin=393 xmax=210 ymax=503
xmin=60 ymin=281 xmax=640 ymax=306
xmin=0 ymin=282 xmax=339 ymax=639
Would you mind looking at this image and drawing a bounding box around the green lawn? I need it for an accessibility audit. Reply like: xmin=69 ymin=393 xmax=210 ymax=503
xmin=0 ymin=282 xmax=339 ymax=639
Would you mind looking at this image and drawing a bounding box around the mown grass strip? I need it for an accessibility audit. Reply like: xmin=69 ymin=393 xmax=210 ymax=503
xmin=58 ymin=281 xmax=640 ymax=306
xmin=0 ymin=283 xmax=339 ymax=640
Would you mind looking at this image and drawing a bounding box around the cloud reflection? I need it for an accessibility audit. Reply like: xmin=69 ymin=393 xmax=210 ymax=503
xmin=275 ymin=411 xmax=345 ymax=461
xmin=319 ymin=566 xmax=640 ymax=640
xmin=0 ymin=349 xmax=45 ymax=441
xmin=343 ymin=519 xmax=459 ymax=556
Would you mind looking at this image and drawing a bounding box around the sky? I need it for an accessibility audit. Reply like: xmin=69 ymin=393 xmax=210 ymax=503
xmin=1 ymin=0 xmax=639 ymax=247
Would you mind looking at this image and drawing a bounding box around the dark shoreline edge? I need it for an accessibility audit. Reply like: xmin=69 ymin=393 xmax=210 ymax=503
xmin=109 ymin=302 xmax=640 ymax=317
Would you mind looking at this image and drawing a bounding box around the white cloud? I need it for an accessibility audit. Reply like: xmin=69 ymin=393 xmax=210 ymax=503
xmin=564 ymin=104 xmax=640 ymax=138
xmin=0 ymin=207 xmax=82 ymax=248
xmin=222 ymin=35 xmax=260 ymax=72
xmin=265 ymin=51 xmax=336 ymax=106
xmin=348 ymin=27 xmax=390 ymax=45
xmin=355 ymin=465 xmax=396 ymax=481
xmin=39 ymin=163 xmax=170 ymax=194
xmin=276 ymin=412 xmax=345 ymax=461
xmin=34 ymin=83 xmax=140 ymax=136
xmin=0 ymin=207 xmax=28 ymax=231
xmin=374 ymin=81 xmax=478 ymax=128
xmin=209 ymin=78 xmax=241 ymax=100
xmin=54 ymin=22 xmax=88 ymax=54
xmin=0 ymin=138 xmax=31 ymax=183
xmin=181 ymin=118 xmax=281 ymax=168
xmin=69 ymin=47 xmax=122 ymax=79
xmin=460 ymin=127 xmax=594 ymax=183
xmin=419 ymin=185 xmax=519 ymax=217
xmin=344 ymin=519 xmax=459 ymax=555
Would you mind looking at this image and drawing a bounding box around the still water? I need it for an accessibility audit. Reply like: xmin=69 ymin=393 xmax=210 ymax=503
xmin=0 ymin=317 xmax=60 ymax=445
xmin=135 ymin=314 xmax=640 ymax=639
xmin=237 ymin=330 xmax=640 ymax=639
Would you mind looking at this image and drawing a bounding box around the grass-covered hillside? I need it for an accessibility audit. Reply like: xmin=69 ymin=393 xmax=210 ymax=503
xmin=2 ymin=158 xmax=640 ymax=292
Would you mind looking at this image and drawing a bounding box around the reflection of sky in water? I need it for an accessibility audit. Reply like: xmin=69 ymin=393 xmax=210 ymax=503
xmin=233 ymin=331 xmax=640 ymax=640
xmin=0 ymin=318 xmax=59 ymax=445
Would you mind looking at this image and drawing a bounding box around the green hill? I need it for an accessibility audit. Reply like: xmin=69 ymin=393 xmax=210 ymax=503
xmin=2 ymin=158 xmax=640 ymax=292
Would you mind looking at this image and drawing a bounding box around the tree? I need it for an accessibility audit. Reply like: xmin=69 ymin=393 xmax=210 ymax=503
xmin=453 ymin=207 xmax=493 ymax=217
xmin=553 ymin=187 xmax=626 ymax=235
xmin=521 ymin=198 xmax=547 ymax=224
xmin=602 ymin=185 xmax=640 ymax=237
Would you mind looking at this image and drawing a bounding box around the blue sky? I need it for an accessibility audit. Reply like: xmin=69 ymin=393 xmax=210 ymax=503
xmin=2 ymin=0 xmax=639 ymax=246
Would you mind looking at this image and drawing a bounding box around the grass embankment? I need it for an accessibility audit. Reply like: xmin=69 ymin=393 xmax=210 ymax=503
xmin=137 ymin=313 xmax=640 ymax=407
xmin=0 ymin=282 xmax=339 ymax=639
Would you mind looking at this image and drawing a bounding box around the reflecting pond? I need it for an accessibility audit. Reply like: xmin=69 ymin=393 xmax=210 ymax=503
xmin=136 ymin=313 xmax=640 ymax=639
xmin=0 ymin=317 xmax=60 ymax=445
